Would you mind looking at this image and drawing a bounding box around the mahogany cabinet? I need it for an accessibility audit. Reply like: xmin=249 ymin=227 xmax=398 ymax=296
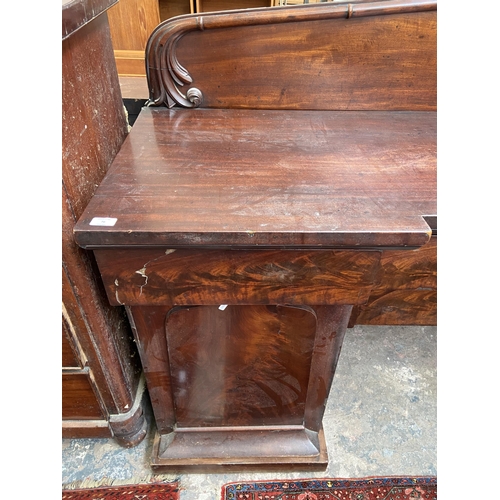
xmin=74 ymin=0 xmax=436 ymax=468
xmin=62 ymin=0 xmax=148 ymax=446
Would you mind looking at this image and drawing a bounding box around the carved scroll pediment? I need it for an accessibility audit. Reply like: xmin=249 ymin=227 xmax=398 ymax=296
xmin=145 ymin=0 xmax=436 ymax=109
xmin=145 ymin=14 xmax=204 ymax=108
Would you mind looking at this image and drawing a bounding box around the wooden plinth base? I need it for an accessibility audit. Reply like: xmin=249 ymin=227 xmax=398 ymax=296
xmin=151 ymin=426 xmax=328 ymax=471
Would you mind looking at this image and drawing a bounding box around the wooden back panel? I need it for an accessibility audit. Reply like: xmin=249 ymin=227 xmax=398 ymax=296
xmin=146 ymin=0 xmax=436 ymax=110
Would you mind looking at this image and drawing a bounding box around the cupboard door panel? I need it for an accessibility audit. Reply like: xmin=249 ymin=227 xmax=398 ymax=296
xmin=165 ymin=305 xmax=317 ymax=427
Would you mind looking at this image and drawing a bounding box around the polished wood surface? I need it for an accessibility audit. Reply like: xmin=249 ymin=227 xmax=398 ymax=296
xmin=178 ymin=8 xmax=435 ymax=110
xmin=94 ymin=248 xmax=380 ymax=306
xmin=146 ymin=0 xmax=436 ymax=109
xmin=62 ymin=0 xmax=147 ymax=446
xmin=166 ymin=305 xmax=316 ymax=427
xmin=126 ymin=306 xmax=177 ymax=434
xmin=74 ymin=0 xmax=437 ymax=468
xmin=350 ymin=236 xmax=437 ymax=325
xmin=74 ymin=108 xmax=435 ymax=249
xmin=62 ymin=21 xmax=128 ymax=218
xmin=62 ymin=0 xmax=118 ymax=40
xmin=126 ymin=304 xmax=350 ymax=469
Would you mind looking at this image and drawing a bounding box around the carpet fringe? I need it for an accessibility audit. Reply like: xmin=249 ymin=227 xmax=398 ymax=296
xmin=62 ymin=474 xmax=179 ymax=490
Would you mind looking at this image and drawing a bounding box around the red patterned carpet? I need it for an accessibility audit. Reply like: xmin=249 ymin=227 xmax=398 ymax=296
xmin=221 ymin=477 xmax=437 ymax=500
xmin=61 ymin=480 xmax=179 ymax=499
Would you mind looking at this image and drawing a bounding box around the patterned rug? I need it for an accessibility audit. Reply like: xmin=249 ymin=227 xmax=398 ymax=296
xmin=61 ymin=479 xmax=179 ymax=499
xmin=221 ymin=477 xmax=437 ymax=499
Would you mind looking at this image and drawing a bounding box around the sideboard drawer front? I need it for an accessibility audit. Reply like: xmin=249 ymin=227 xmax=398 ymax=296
xmin=94 ymin=248 xmax=380 ymax=306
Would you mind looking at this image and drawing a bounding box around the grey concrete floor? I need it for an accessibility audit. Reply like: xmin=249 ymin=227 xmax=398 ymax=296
xmin=62 ymin=325 xmax=437 ymax=499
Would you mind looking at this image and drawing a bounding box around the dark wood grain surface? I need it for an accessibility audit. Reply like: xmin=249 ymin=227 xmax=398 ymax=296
xmin=145 ymin=0 xmax=435 ymax=109
xmin=165 ymin=305 xmax=316 ymax=427
xmin=94 ymin=247 xmax=380 ymax=306
xmin=349 ymin=236 xmax=437 ymax=325
xmin=175 ymin=8 xmax=436 ymax=110
xmin=62 ymin=0 xmax=118 ymax=40
xmin=74 ymin=108 xmax=435 ymax=249
xmin=127 ymin=304 xmax=350 ymax=469
xmin=304 ymin=304 xmax=351 ymax=431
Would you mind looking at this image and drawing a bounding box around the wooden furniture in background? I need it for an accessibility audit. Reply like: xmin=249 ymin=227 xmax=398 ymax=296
xmin=62 ymin=0 xmax=148 ymax=447
xmin=107 ymin=0 xmax=163 ymax=76
xmin=196 ymin=0 xmax=272 ymax=13
xmin=272 ymin=0 xmax=330 ymax=4
xmin=75 ymin=0 xmax=436 ymax=469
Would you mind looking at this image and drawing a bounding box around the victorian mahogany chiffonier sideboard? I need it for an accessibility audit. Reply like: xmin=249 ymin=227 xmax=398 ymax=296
xmin=63 ymin=0 xmax=149 ymax=446
xmin=74 ymin=0 xmax=437 ymax=469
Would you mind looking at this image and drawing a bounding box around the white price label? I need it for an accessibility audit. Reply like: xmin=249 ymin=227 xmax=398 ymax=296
xmin=89 ymin=217 xmax=117 ymax=227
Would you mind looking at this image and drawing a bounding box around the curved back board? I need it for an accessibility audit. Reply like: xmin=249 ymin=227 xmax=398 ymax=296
xmin=145 ymin=0 xmax=436 ymax=110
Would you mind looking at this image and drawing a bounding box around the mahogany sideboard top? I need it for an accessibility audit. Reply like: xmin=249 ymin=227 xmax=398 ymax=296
xmin=74 ymin=108 xmax=435 ymax=249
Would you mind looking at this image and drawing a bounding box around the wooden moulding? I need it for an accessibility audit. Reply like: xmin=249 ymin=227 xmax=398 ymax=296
xmin=145 ymin=0 xmax=437 ymax=109
xmin=151 ymin=427 xmax=329 ymax=471
xmin=62 ymin=0 xmax=119 ymax=40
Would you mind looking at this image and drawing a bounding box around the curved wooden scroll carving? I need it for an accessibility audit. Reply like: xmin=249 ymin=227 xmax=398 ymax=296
xmin=145 ymin=0 xmax=437 ymax=108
